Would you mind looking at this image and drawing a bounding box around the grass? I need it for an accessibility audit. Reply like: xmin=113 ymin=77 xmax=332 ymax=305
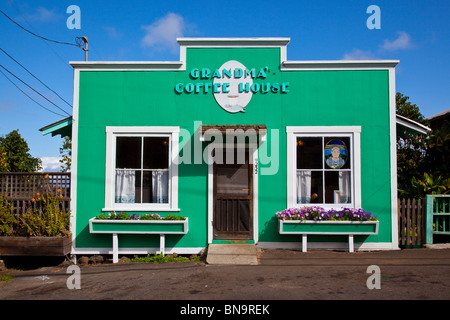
xmin=127 ymin=253 xmax=202 ymax=263
xmin=0 ymin=274 xmax=12 ymax=284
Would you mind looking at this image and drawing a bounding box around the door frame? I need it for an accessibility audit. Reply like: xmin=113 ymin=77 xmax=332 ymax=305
xmin=207 ymin=143 xmax=258 ymax=244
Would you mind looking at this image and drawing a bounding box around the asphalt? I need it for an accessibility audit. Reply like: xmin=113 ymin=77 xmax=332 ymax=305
xmin=0 ymin=247 xmax=449 ymax=314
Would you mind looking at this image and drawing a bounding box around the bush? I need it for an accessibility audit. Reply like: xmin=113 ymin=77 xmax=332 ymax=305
xmin=0 ymin=197 xmax=16 ymax=236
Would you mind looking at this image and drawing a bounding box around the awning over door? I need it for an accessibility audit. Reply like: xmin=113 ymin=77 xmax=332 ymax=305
xmin=200 ymin=124 xmax=267 ymax=142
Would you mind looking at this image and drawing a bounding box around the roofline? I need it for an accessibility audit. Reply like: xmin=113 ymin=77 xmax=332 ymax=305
xmin=396 ymin=114 xmax=431 ymax=135
xmin=176 ymin=37 xmax=291 ymax=47
xmin=69 ymin=37 xmax=398 ymax=71
xmin=427 ymin=108 xmax=450 ymax=120
xmin=39 ymin=116 xmax=72 ymax=138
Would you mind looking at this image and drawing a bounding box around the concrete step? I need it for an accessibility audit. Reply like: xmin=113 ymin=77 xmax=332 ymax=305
xmin=206 ymin=244 xmax=259 ymax=265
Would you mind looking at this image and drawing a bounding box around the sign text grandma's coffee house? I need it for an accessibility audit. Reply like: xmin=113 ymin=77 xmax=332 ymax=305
xmin=174 ymin=60 xmax=289 ymax=113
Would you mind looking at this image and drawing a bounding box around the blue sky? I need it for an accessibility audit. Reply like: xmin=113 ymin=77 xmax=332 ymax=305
xmin=0 ymin=0 xmax=449 ymax=171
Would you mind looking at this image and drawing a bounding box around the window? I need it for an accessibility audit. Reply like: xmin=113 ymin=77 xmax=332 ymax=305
xmin=105 ymin=127 xmax=179 ymax=211
xmin=287 ymin=127 xmax=361 ymax=209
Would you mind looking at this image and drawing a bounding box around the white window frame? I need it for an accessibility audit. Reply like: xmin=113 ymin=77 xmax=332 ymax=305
xmin=286 ymin=126 xmax=361 ymax=210
xmin=104 ymin=126 xmax=179 ymax=212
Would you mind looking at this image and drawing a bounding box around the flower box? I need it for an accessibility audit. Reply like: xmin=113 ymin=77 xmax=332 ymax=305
xmin=0 ymin=236 xmax=72 ymax=256
xmin=279 ymin=220 xmax=379 ymax=235
xmin=278 ymin=220 xmax=379 ymax=252
xmin=89 ymin=218 xmax=188 ymax=234
xmin=88 ymin=217 xmax=188 ymax=263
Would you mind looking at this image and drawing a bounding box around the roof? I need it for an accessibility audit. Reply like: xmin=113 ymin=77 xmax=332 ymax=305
xmin=427 ymin=109 xmax=449 ymax=121
xmin=39 ymin=116 xmax=72 ymax=138
xmin=396 ymin=114 xmax=431 ymax=135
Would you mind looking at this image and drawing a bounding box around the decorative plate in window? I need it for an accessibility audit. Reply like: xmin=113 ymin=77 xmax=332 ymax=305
xmin=324 ymin=139 xmax=347 ymax=169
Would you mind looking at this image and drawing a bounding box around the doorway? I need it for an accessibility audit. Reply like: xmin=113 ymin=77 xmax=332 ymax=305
xmin=212 ymin=147 xmax=253 ymax=240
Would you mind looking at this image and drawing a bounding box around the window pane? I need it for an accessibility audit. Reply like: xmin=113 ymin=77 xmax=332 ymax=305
xmin=142 ymin=170 xmax=169 ymax=203
xmin=143 ymin=137 xmax=169 ymax=169
xmin=297 ymin=137 xmax=322 ymax=169
xmin=297 ymin=170 xmax=323 ymax=203
xmin=216 ymin=166 xmax=250 ymax=195
xmin=325 ymin=171 xmax=351 ymax=204
xmin=324 ymin=137 xmax=350 ymax=169
xmin=116 ymin=137 xmax=141 ymax=169
xmin=115 ymin=169 xmax=139 ymax=203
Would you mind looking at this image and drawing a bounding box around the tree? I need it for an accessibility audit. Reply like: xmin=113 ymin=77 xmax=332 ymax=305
xmin=0 ymin=130 xmax=42 ymax=172
xmin=396 ymin=93 xmax=429 ymax=194
xmin=396 ymin=92 xmax=449 ymax=197
xmin=59 ymin=136 xmax=71 ymax=172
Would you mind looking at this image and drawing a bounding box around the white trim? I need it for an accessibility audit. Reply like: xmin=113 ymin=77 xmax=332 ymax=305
xmin=69 ymin=61 xmax=185 ymax=71
xmin=281 ymin=60 xmax=399 ymax=71
xmin=176 ymin=37 xmax=290 ymax=47
xmin=389 ymin=68 xmax=400 ymax=250
xmin=70 ymin=68 xmax=80 ymax=254
xmin=71 ymin=247 xmax=204 ymax=257
xmin=257 ymin=241 xmax=400 ymax=251
xmin=286 ymin=126 xmax=362 ymax=210
xmin=104 ymin=126 xmax=179 ymax=212
xmin=396 ymin=114 xmax=431 ymax=134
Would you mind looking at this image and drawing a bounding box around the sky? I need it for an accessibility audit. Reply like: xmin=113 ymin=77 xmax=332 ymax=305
xmin=0 ymin=0 xmax=449 ymax=171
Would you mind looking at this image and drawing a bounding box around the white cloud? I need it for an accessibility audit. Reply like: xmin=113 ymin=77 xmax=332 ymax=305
xmin=380 ymin=31 xmax=413 ymax=51
xmin=40 ymin=156 xmax=62 ymax=172
xmin=24 ymin=7 xmax=62 ymax=22
xmin=141 ymin=13 xmax=186 ymax=53
xmin=342 ymin=48 xmax=377 ymax=60
xmin=104 ymin=26 xmax=123 ymax=40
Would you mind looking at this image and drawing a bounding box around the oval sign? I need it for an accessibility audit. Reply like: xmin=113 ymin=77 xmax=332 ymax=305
xmin=213 ymin=60 xmax=253 ymax=113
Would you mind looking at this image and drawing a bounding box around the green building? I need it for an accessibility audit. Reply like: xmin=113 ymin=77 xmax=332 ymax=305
xmin=59 ymin=38 xmax=404 ymax=259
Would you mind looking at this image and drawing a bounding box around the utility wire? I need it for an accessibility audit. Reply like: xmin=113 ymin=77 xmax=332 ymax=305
xmin=0 ymin=68 xmax=67 ymax=117
xmin=7 ymin=0 xmax=72 ymax=68
xmin=0 ymin=9 xmax=81 ymax=48
xmin=0 ymin=65 xmax=71 ymax=116
xmin=0 ymin=47 xmax=72 ymax=108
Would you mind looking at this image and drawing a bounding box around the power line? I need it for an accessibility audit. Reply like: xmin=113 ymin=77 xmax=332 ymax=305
xmin=0 ymin=65 xmax=71 ymax=117
xmin=0 ymin=68 xmax=67 ymax=117
xmin=7 ymin=0 xmax=72 ymax=68
xmin=0 ymin=9 xmax=81 ymax=48
xmin=0 ymin=47 xmax=72 ymax=109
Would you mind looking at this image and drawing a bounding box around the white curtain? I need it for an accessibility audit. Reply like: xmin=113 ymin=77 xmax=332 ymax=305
xmin=338 ymin=171 xmax=351 ymax=203
xmin=152 ymin=171 xmax=169 ymax=203
xmin=297 ymin=170 xmax=311 ymax=203
xmin=115 ymin=170 xmax=135 ymax=203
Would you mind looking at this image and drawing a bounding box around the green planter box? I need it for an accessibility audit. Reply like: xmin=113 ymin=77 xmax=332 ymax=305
xmin=89 ymin=218 xmax=188 ymax=234
xmin=278 ymin=220 xmax=379 ymax=252
xmin=279 ymin=220 xmax=379 ymax=235
xmin=88 ymin=218 xmax=188 ymax=262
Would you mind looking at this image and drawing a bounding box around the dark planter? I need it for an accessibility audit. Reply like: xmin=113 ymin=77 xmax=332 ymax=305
xmin=0 ymin=236 xmax=72 ymax=256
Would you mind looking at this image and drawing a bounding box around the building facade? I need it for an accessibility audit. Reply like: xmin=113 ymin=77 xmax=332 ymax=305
xmin=68 ymin=38 xmax=400 ymax=256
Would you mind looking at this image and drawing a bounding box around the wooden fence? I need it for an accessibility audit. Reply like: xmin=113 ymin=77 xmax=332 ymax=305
xmin=0 ymin=172 xmax=70 ymax=214
xmin=398 ymin=198 xmax=426 ymax=248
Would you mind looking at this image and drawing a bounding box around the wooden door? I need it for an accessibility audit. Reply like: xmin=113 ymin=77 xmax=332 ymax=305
xmin=213 ymin=147 xmax=253 ymax=240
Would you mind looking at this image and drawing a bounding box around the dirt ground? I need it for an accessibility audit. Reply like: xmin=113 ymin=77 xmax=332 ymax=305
xmin=0 ymin=248 xmax=449 ymax=315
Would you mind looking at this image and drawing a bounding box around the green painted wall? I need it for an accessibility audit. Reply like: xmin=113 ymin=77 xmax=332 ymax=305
xmin=74 ymin=46 xmax=393 ymax=249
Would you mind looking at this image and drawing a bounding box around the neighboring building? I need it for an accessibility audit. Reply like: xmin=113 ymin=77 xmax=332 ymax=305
xmin=43 ymin=38 xmax=405 ymax=257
